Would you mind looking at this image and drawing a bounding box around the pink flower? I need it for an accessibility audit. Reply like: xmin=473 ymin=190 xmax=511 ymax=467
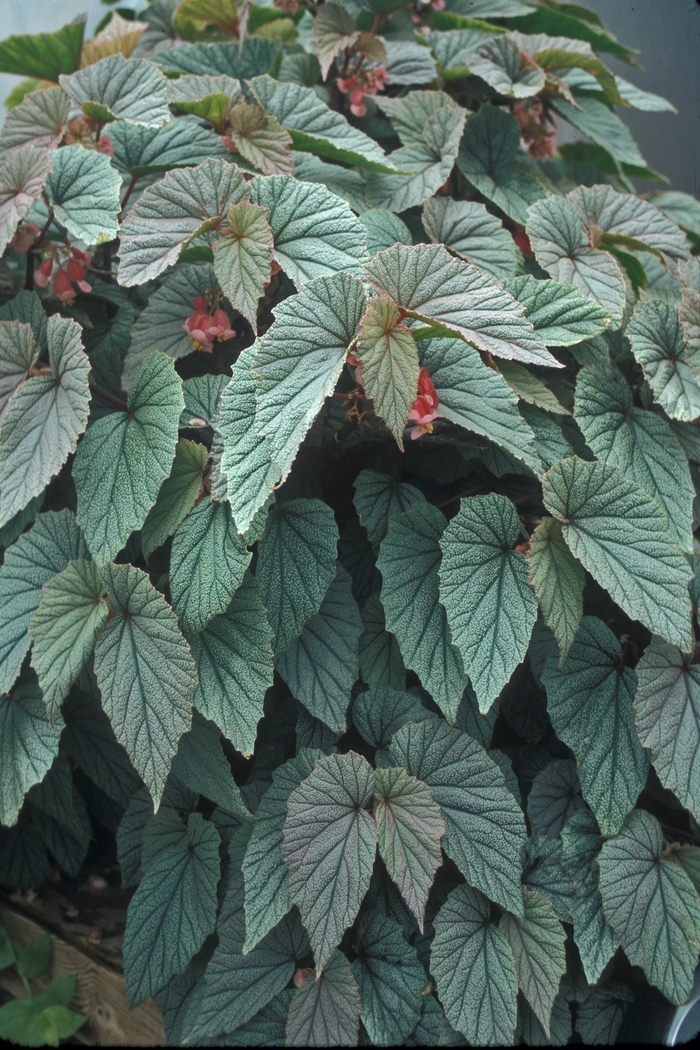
xmin=432 ymin=0 xmax=446 ymax=10
xmin=184 ymin=310 xmax=216 ymax=352
xmin=53 ymin=268 xmax=75 ymax=303
xmin=347 ymin=351 xmax=363 ymax=386
xmin=66 ymin=257 xmax=91 ymax=294
xmin=34 ymin=257 xmax=53 ymax=288
xmin=10 ymin=222 xmax=40 ymax=254
xmin=337 ymin=77 xmax=357 ymax=94
xmin=408 ymin=368 xmax=444 ymax=439
xmin=193 ymin=296 xmax=209 ymax=312
xmin=209 ymin=307 xmax=236 ymax=342
xmin=96 ymin=136 xmax=114 ymax=156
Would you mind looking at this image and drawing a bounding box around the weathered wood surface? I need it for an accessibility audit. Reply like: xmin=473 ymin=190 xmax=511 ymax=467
xmin=0 ymin=885 xmax=165 ymax=1046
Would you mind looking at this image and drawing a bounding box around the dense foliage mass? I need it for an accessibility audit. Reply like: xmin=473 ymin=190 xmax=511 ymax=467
xmin=1 ymin=0 xmax=700 ymax=1044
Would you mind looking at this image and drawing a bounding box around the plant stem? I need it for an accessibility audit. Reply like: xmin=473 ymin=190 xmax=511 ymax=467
xmin=89 ymin=381 xmax=128 ymax=413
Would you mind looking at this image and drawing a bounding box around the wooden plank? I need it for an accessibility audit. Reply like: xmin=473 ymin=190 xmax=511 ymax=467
xmin=0 ymin=895 xmax=165 ymax=1047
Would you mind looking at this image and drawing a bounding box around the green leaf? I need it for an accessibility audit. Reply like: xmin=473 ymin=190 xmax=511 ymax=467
xmin=171 ymin=711 xmax=248 ymax=819
xmin=353 ymin=469 xmax=425 ymax=552
xmin=431 ymin=883 xmax=518 ymax=1046
xmin=227 ymin=102 xmax=295 ymax=177
xmin=0 ymin=85 xmax=69 ymax=153
xmin=213 ymin=200 xmax=273 ymax=331
xmin=242 ymin=748 xmax=325 ymax=953
xmin=543 ymin=616 xmax=648 ymax=835
xmin=457 ymin=105 xmax=554 ymax=225
xmin=626 ymin=299 xmax=700 ymax=423
xmin=467 ymin=35 xmax=546 ymax=98
xmin=0 ymin=316 xmax=89 ymax=531
xmin=526 ymin=196 xmax=626 ymax=324
xmin=502 ymin=275 xmax=612 ymax=346
xmin=366 ymin=100 xmax=466 ymax=213
xmin=527 ymin=517 xmax=584 ymax=663
xmin=167 ymin=72 xmax=241 ymax=127
xmin=521 ymin=834 xmax=574 ymax=924
xmin=93 ymin=563 xmax=196 ymax=809
xmin=0 ymin=291 xmax=47 ymax=354
xmin=61 ymin=687 xmax=141 ymax=810
xmin=0 ymin=510 xmax=88 ymax=697
xmin=59 ymin=54 xmax=170 ymax=128
xmin=250 ymin=174 xmax=369 ymax=286
xmin=634 ymin=637 xmax=700 ymax=823
xmin=598 ymin=808 xmax=700 ymax=1004
xmin=365 ymin=243 xmax=559 ymax=369
xmin=420 ymin=337 xmax=541 ymax=472
xmin=252 ymin=273 xmax=365 ymax=483
xmin=286 ymin=948 xmax=361 ymax=1048
xmin=117 ymin=158 xmax=248 ymax=286
xmin=122 ymin=263 xmax=216 ymax=390
xmin=575 ymin=980 xmax=635 ymax=1046
xmin=551 ymin=95 xmax=648 ymax=169
xmin=352 ymin=909 xmax=425 ymax=1046
xmin=158 ymin=37 xmax=281 ymax=80
xmin=74 ymin=352 xmax=183 ymax=563
xmin=282 ymin=751 xmax=377 ymax=971
xmin=352 ymin=686 xmax=433 ymax=749
xmin=277 ymin=563 xmax=362 ymax=734
xmin=422 ymin=196 xmax=520 ymax=280
xmin=141 ymin=439 xmax=208 ymax=559
xmin=527 ymin=759 xmax=585 ymax=838
xmin=218 ymin=990 xmax=293 ymax=1047
xmin=257 ymin=498 xmax=338 ymax=655
xmin=0 ymin=20 xmax=84 ymax=80
xmin=170 ymin=497 xmax=250 ymax=639
xmin=560 ymin=809 xmax=618 ymax=985
xmin=542 ymin=457 xmax=693 ymax=652
xmin=192 ymin=879 xmax=308 ymax=1042
xmin=248 ymin=74 xmax=402 ymax=174
xmin=358 ymin=596 xmax=407 ymax=692
xmin=0 ymin=669 xmax=63 ymax=827
xmin=110 ymin=119 xmax=227 ymax=179
xmin=0 ymin=987 xmax=85 ymax=1049
xmin=374 ymin=765 xmax=445 ymax=931
xmin=45 ymin=146 xmax=121 ymax=245
xmin=389 ymin=719 xmax=527 ymax=915
xmin=357 ymin=298 xmax=420 ymax=448
xmin=439 ymin=493 xmax=538 ymax=712
xmin=217 ymin=345 xmax=277 ymax=535
xmin=0 ymin=146 xmax=52 ymax=256
xmin=0 ymin=321 xmax=40 ymax=419
xmin=28 ymin=560 xmax=109 ymax=721
xmin=313 ymin=3 xmax=358 ymax=80
xmin=293 ymin=151 xmax=368 ymax=213
xmin=359 ymin=210 xmax=412 ymax=257
xmin=192 ymin=571 xmax=273 ymax=758
xmin=575 ymin=364 xmax=694 ymax=551
xmin=123 ymin=811 xmax=220 ymax=1007
xmin=500 ymin=889 xmax=566 ymax=1038
xmin=377 ymin=502 xmax=467 ymax=723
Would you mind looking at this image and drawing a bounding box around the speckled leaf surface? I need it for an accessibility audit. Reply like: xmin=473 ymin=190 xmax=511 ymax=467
xmin=0 ymin=510 xmax=88 ymax=698
xmin=431 ymin=883 xmax=518 ymax=1046
xmin=0 ymin=669 xmax=63 ymax=827
xmin=598 ymin=808 xmax=700 ymax=1004
xmin=439 ymin=494 xmax=537 ymax=712
xmin=0 ymin=316 xmax=89 ymax=530
xmin=73 ymin=352 xmax=183 ymax=563
xmin=389 ymin=720 xmax=526 ymax=916
xmin=282 ymin=751 xmax=377 ymax=971
xmin=542 ymin=616 xmax=648 ymax=835
xmin=45 ymin=145 xmax=121 ymax=245
xmin=543 ymin=458 xmax=693 ymax=652
xmin=286 ymin=948 xmax=361 ymax=1048
xmin=93 ymin=563 xmax=196 ymax=809
xmin=377 ymin=502 xmax=467 ymax=723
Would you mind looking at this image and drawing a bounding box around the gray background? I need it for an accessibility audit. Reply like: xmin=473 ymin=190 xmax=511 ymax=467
xmin=0 ymin=0 xmax=698 ymax=194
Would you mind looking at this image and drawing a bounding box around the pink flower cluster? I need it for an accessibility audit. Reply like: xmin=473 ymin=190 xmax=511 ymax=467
xmin=9 ymin=222 xmax=40 ymax=254
xmin=338 ymin=66 xmax=388 ymax=118
xmin=183 ymin=296 xmax=236 ymax=353
xmin=512 ymin=99 xmax=556 ymax=159
xmin=35 ymin=248 xmax=92 ymax=303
